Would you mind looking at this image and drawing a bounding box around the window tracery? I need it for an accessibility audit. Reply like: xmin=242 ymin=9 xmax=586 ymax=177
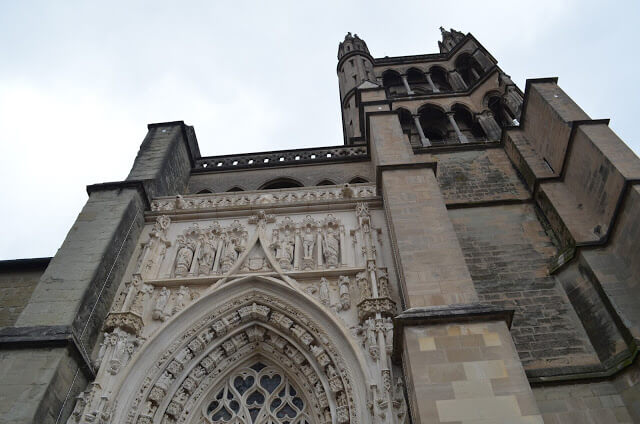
xmin=204 ymin=361 xmax=313 ymax=424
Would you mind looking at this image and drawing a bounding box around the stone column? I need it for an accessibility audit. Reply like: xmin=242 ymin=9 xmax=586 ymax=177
xmin=425 ymin=72 xmax=440 ymax=93
xmin=400 ymin=75 xmax=415 ymax=95
xmin=367 ymin=112 xmax=541 ymax=424
xmin=476 ymin=111 xmax=502 ymax=141
xmin=413 ymin=115 xmax=431 ymax=147
xmin=316 ymin=230 xmax=323 ymax=268
xmin=293 ymin=229 xmax=302 ymax=270
xmin=212 ymin=238 xmax=224 ymax=273
xmin=446 ymin=112 xmax=469 ymax=144
xmin=339 ymin=226 xmax=347 ymax=265
xmin=448 ymin=70 xmax=467 ymax=91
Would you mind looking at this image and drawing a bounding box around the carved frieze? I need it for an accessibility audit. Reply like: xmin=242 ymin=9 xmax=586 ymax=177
xmin=150 ymin=184 xmax=377 ymax=212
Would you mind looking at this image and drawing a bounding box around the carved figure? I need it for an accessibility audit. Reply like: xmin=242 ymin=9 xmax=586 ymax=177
xmin=220 ymin=235 xmax=240 ymax=273
xmin=174 ymin=238 xmax=195 ymax=276
xmin=319 ymin=277 xmax=330 ymax=306
xmin=378 ymin=268 xmax=390 ymax=298
xmin=196 ymin=235 xmax=217 ymax=275
xmin=302 ymin=226 xmax=315 ymax=259
xmin=172 ymin=286 xmax=191 ymax=315
xmin=273 ymin=228 xmax=295 ymax=269
xmin=322 ymin=226 xmax=340 ymax=267
xmin=153 ymin=287 xmax=170 ymax=321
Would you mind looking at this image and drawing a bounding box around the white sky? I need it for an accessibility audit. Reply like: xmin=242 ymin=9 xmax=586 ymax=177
xmin=1 ymin=0 xmax=638 ymax=260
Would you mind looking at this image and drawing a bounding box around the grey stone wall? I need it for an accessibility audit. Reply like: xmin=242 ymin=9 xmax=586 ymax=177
xmin=0 ymin=264 xmax=47 ymax=327
xmin=449 ymin=204 xmax=598 ymax=374
xmin=436 ymin=148 xmax=530 ymax=205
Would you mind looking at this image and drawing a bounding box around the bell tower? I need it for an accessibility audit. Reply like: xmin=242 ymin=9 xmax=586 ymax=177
xmin=337 ymin=32 xmax=375 ymax=144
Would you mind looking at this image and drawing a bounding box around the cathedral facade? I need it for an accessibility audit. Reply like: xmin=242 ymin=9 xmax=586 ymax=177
xmin=1 ymin=28 xmax=640 ymax=423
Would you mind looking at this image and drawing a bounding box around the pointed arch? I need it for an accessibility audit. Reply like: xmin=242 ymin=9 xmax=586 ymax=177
xmin=348 ymin=177 xmax=369 ymax=184
xmin=316 ymin=179 xmax=336 ymax=186
xmin=110 ymin=276 xmax=371 ymax=424
xmin=260 ymin=178 xmax=304 ymax=190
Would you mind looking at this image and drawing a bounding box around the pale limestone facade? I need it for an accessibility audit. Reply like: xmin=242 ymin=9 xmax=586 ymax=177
xmin=1 ymin=28 xmax=640 ymax=424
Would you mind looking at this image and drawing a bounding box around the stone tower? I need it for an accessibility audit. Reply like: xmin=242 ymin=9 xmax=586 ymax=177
xmin=337 ymin=32 xmax=375 ymax=145
xmin=1 ymin=28 xmax=640 ymax=424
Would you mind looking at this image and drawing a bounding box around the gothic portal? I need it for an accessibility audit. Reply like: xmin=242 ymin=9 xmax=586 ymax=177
xmin=2 ymin=28 xmax=640 ymax=424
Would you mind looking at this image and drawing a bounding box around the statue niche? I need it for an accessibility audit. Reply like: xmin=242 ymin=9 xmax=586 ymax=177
xmin=321 ymin=214 xmax=343 ymax=269
xmin=173 ymin=224 xmax=200 ymax=277
xmin=300 ymin=215 xmax=319 ymax=270
xmin=271 ymin=217 xmax=296 ymax=271
xmin=220 ymin=220 xmax=248 ymax=273
xmin=196 ymin=223 xmax=222 ymax=276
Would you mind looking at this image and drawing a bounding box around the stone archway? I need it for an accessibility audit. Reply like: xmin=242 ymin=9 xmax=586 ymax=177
xmin=109 ymin=276 xmax=371 ymax=424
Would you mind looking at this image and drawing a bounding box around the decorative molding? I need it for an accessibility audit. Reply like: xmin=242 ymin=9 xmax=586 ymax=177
xmin=150 ymin=184 xmax=377 ymax=213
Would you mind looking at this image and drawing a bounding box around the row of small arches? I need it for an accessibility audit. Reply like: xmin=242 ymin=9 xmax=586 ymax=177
xmin=195 ymin=177 xmax=370 ymax=194
xmin=381 ymin=52 xmax=488 ymax=96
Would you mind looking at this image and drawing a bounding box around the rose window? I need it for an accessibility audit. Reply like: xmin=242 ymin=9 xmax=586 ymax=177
xmin=205 ymin=361 xmax=313 ymax=424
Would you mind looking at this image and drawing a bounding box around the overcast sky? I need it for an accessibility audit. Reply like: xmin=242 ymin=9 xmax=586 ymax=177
xmin=1 ymin=0 xmax=638 ymax=260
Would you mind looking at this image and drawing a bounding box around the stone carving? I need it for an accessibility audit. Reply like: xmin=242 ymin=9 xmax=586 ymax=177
xmin=356 ymin=271 xmax=371 ymax=301
xmin=220 ymin=220 xmax=247 ymax=273
xmin=138 ymin=215 xmax=171 ymax=279
xmin=338 ymin=275 xmax=351 ymax=311
xmin=272 ymin=218 xmax=296 ymax=270
xmin=364 ymin=317 xmax=379 ymax=360
xmin=377 ymin=268 xmax=390 ymax=298
xmin=321 ymin=214 xmax=342 ymax=268
xmin=94 ymin=328 xmax=139 ymax=377
xmin=118 ymin=294 xmax=357 ymax=424
xmin=300 ymin=215 xmax=319 ymax=270
xmin=151 ymin=184 xmax=377 ymax=212
xmin=152 ymin=287 xmax=170 ymax=321
xmin=174 ymin=231 xmax=198 ymax=277
xmin=319 ymin=277 xmax=330 ymax=306
xmin=172 ymin=285 xmax=197 ymax=315
xmin=195 ymin=224 xmax=221 ymax=275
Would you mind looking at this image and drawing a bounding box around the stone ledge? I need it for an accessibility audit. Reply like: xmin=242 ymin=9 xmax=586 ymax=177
xmin=0 ymin=325 xmax=95 ymax=378
xmin=86 ymin=179 xmax=151 ymax=209
xmin=391 ymin=303 xmax=514 ymax=364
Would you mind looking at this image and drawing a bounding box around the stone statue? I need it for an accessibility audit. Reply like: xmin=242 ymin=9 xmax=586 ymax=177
xmin=322 ymin=226 xmax=340 ymax=268
xmin=196 ymin=235 xmax=217 ymax=275
xmin=302 ymin=226 xmax=315 ymax=259
xmin=319 ymin=277 xmax=330 ymax=306
xmin=172 ymin=286 xmax=190 ymax=315
xmin=274 ymin=229 xmax=295 ymax=269
xmin=153 ymin=287 xmax=170 ymax=321
xmin=378 ymin=268 xmax=390 ymax=298
xmin=174 ymin=238 xmax=195 ymax=276
xmin=220 ymin=235 xmax=240 ymax=273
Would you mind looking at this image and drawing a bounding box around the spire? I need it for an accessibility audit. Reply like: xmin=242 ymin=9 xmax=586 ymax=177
xmin=338 ymin=32 xmax=370 ymax=60
xmin=438 ymin=27 xmax=466 ymax=53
